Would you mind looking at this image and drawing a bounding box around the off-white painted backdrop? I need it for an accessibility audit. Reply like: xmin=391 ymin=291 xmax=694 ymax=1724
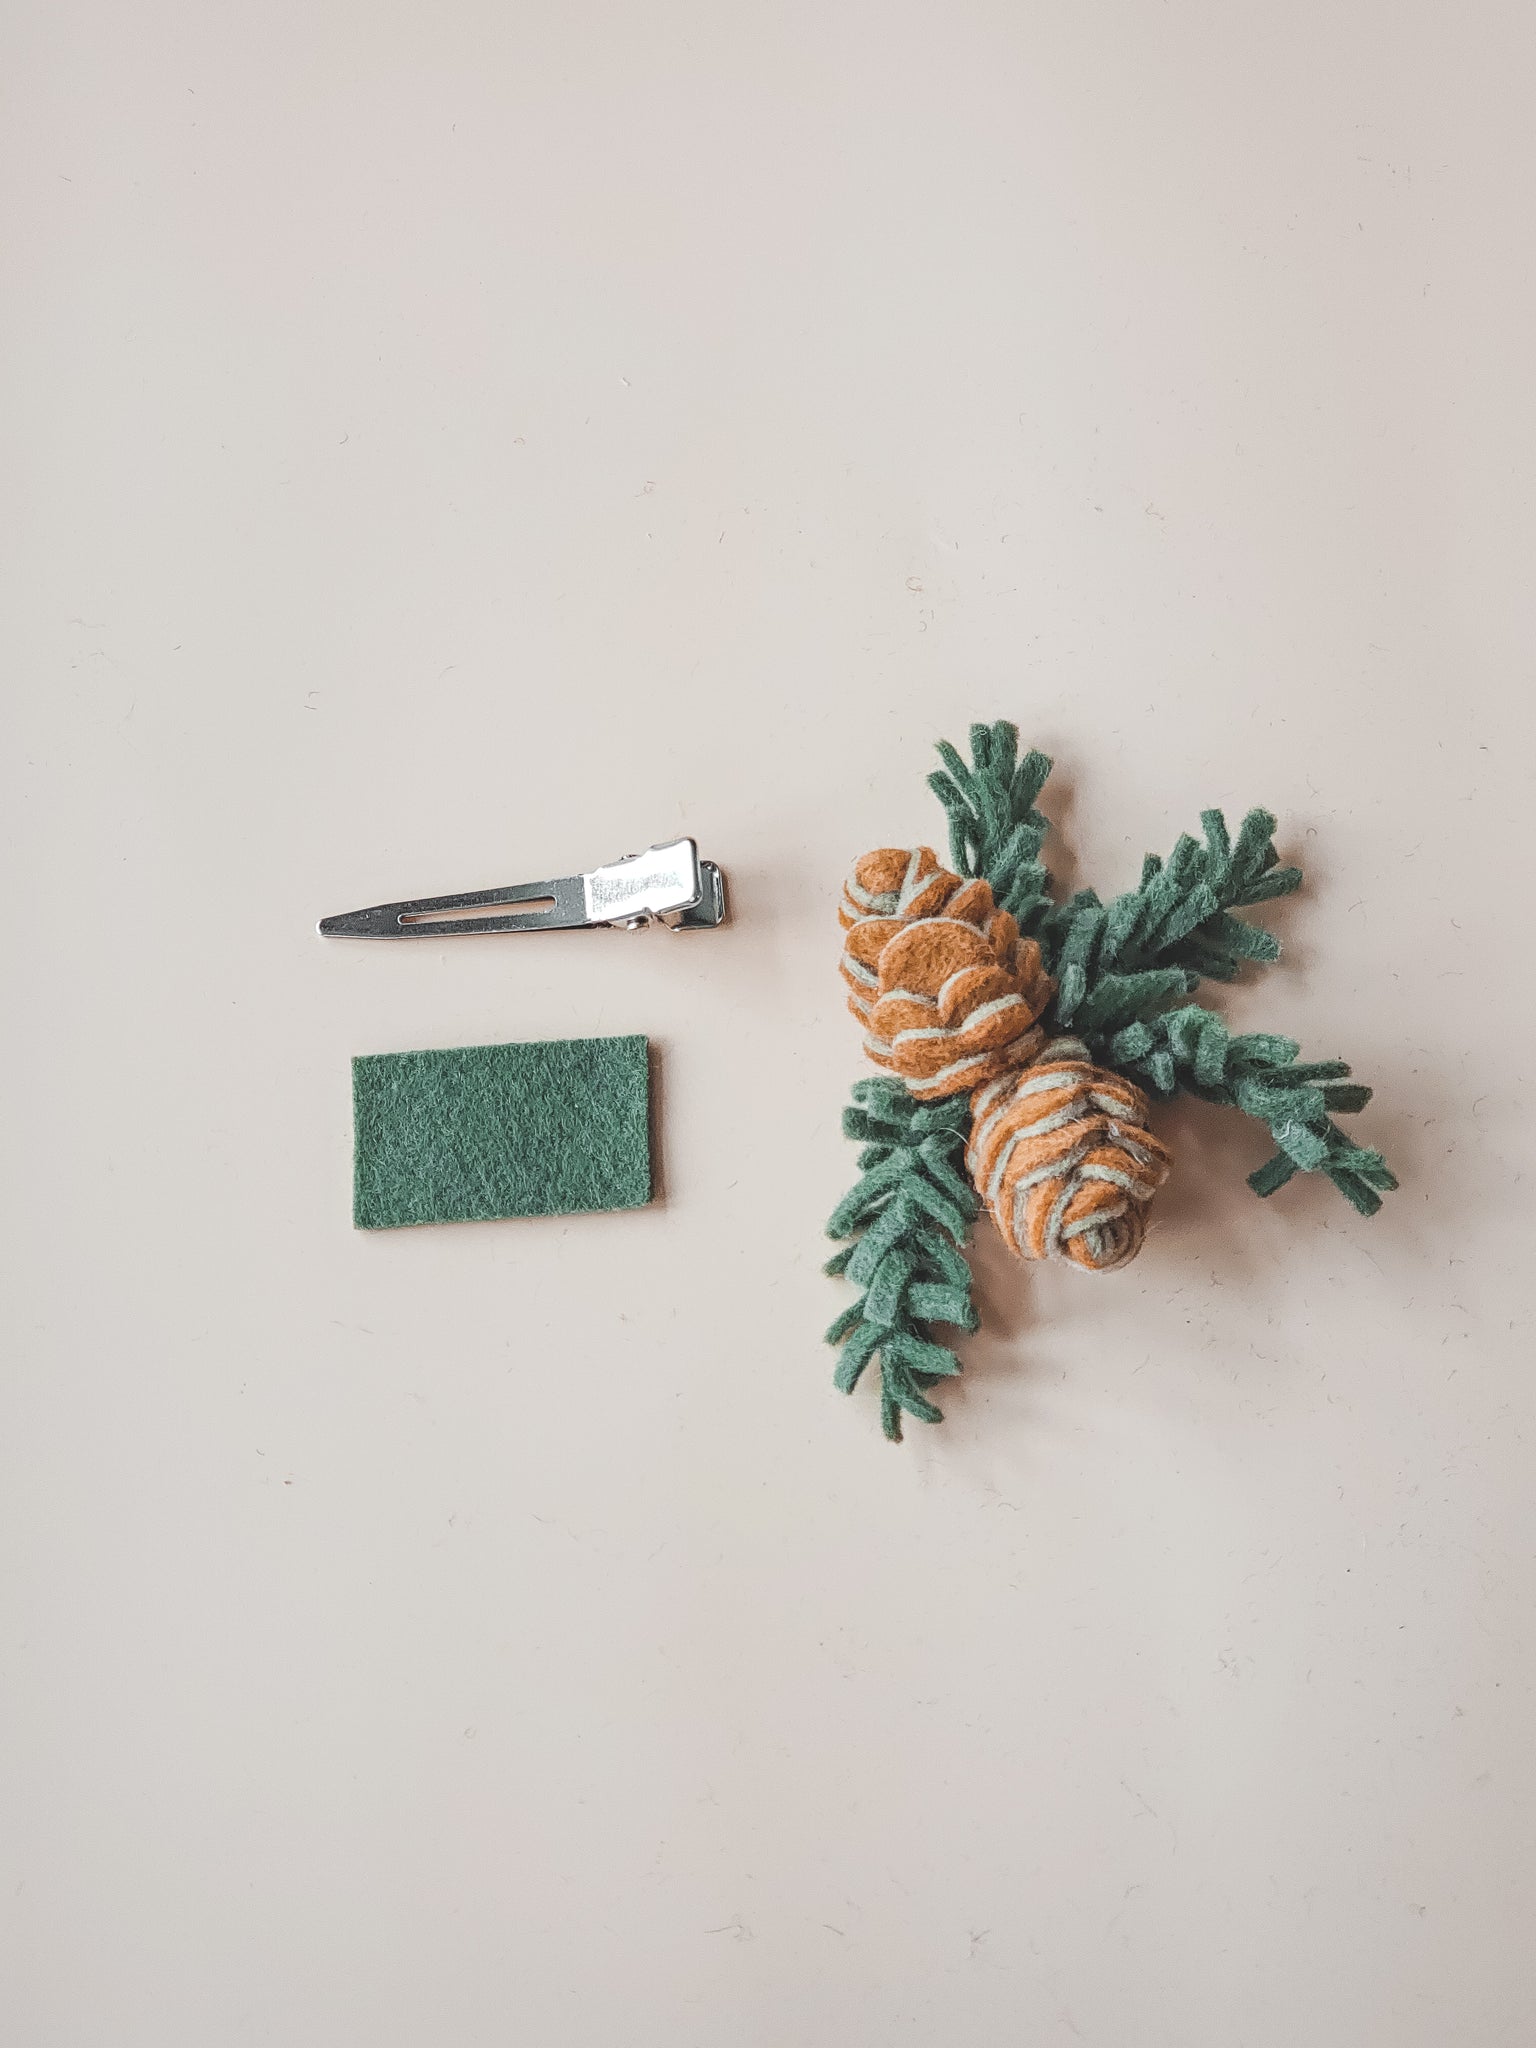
xmin=5 ymin=5 xmax=1533 ymax=2044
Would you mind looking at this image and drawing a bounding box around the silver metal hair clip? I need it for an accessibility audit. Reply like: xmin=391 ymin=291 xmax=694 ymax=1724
xmin=318 ymin=837 xmax=727 ymax=939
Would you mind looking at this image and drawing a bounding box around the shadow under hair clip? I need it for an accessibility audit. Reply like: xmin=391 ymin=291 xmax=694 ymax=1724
xmin=825 ymin=721 xmax=1397 ymax=1441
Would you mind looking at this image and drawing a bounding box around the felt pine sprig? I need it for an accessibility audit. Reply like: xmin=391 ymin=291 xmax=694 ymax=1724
xmin=826 ymin=719 xmax=1397 ymax=1439
xmin=1105 ymin=1006 xmax=1396 ymax=1216
xmin=938 ymin=721 xmax=1393 ymax=1208
xmin=824 ymin=1080 xmax=980 ymax=1441
xmin=928 ymin=722 xmax=1055 ymax=931
xmin=930 ymin=722 xmax=1304 ymax=1008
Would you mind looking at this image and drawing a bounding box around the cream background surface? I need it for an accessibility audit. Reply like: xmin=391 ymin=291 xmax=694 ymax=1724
xmin=4 ymin=5 xmax=1534 ymax=2044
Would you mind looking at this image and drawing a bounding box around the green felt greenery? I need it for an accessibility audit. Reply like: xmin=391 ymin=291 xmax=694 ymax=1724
xmin=1105 ymin=1007 xmax=1395 ymax=1216
xmin=823 ymin=1081 xmax=980 ymax=1442
xmin=827 ymin=720 xmax=1397 ymax=1439
xmin=353 ymin=1035 xmax=651 ymax=1230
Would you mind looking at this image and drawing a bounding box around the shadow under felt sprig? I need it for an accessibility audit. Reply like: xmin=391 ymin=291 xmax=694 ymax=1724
xmin=826 ymin=720 xmax=1398 ymax=1441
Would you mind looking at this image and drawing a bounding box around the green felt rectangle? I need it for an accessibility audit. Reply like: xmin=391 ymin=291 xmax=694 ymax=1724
xmin=352 ymin=1034 xmax=651 ymax=1230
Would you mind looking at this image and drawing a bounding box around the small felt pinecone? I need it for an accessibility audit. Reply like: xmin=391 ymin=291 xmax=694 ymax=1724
xmin=966 ymin=1038 xmax=1172 ymax=1271
xmin=839 ymin=846 xmax=1054 ymax=1101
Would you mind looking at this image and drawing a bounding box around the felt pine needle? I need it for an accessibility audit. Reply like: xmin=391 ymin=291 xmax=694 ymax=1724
xmin=824 ymin=1081 xmax=980 ymax=1441
xmin=826 ymin=721 xmax=1397 ymax=1439
xmin=1105 ymin=1006 xmax=1396 ymax=1215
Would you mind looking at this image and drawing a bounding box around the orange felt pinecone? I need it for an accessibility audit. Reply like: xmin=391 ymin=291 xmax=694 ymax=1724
xmin=967 ymin=1039 xmax=1172 ymax=1271
xmin=839 ymin=846 xmax=1054 ymax=1101
xmin=839 ymin=847 xmax=1171 ymax=1269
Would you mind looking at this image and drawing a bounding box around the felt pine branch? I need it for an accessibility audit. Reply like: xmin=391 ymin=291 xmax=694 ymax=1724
xmin=1045 ymin=801 xmax=1303 ymax=999
xmin=941 ymin=721 xmax=1395 ymax=1212
xmin=928 ymin=722 xmax=1055 ymax=930
xmin=826 ymin=719 xmax=1397 ymax=1439
xmin=932 ymin=721 xmax=1304 ymax=1013
xmin=824 ymin=1080 xmax=980 ymax=1441
xmin=1105 ymin=1006 xmax=1396 ymax=1216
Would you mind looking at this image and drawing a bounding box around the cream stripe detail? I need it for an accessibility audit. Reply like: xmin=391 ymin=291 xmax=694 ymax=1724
xmin=888 ymin=993 xmax=1026 ymax=1050
xmin=910 ymin=1049 xmax=1003 ymax=1095
xmin=845 ymin=882 xmax=898 ymax=915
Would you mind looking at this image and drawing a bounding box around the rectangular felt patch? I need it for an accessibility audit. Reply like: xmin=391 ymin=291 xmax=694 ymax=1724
xmin=352 ymin=1034 xmax=651 ymax=1230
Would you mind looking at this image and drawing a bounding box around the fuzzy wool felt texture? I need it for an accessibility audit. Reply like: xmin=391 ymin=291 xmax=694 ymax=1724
xmin=352 ymin=1035 xmax=651 ymax=1230
xmin=929 ymin=724 xmax=1396 ymax=1210
xmin=824 ymin=1079 xmax=981 ymax=1442
xmin=827 ymin=720 xmax=1398 ymax=1440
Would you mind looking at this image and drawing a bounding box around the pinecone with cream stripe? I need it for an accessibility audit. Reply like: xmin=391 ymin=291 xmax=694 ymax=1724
xmin=968 ymin=1039 xmax=1171 ymax=1271
xmin=839 ymin=847 xmax=1053 ymax=1101
xmin=840 ymin=846 xmax=1169 ymax=1268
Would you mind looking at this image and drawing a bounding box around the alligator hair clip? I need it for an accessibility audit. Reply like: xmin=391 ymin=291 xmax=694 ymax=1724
xmin=319 ymin=837 xmax=727 ymax=939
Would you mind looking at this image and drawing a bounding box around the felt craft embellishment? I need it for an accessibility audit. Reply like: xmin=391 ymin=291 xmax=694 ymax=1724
xmin=826 ymin=722 xmax=1397 ymax=1441
xmin=353 ymin=1034 xmax=651 ymax=1229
